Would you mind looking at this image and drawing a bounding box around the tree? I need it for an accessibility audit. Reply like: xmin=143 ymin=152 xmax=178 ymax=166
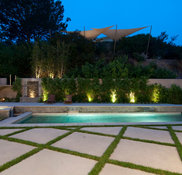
xmin=0 ymin=0 xmax=70 ymax=42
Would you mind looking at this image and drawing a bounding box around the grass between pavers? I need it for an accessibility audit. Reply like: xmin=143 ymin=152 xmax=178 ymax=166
xmin=0 ymin=125 xmax=182 ymax=175
xmin=5 ymin=128 xmax=33 ymax=137
xmin=0 ymin=148 xmax=42 ymax=173
xmin=168 ymin=126 xmax=182 ymax=161
xmin=108 ymin=159 xmax=182 ymax=175
xmin=122 ymin=136 xmax=176 ymax=147
xmin=88 ymin=126 xmax=127 ymax=175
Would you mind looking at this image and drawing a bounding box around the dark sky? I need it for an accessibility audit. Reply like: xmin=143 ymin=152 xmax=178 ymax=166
xmin=62 ymin=0 xmax=182 ymax=46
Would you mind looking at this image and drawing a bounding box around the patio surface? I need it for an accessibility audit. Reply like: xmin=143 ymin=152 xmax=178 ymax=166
xmin=0 ymin=125 xmax=182 ymax=174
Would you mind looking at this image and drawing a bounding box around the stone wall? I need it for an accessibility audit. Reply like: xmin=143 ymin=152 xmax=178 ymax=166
xmin=0 ymin=78 xmax=7 ymax=85
xmin=0 ymin=86 xmax=17 ymax=98
xmin=148 ymin=79 xmax=182 ymax=88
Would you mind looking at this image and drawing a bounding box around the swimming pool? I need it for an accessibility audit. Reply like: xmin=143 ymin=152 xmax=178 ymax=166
xmin=15 ymin=113 xmax=182 ymax=124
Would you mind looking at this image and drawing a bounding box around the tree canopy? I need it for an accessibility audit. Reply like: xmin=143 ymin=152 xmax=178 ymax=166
xmin=0 ymin=0 xmax=70 ymax=42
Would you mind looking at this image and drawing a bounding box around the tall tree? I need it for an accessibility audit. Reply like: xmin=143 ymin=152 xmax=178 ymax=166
xmin=0 ymin=0 xmax=70 ymax=42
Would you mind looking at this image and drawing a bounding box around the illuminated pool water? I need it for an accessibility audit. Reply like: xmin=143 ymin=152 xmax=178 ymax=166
xmin=15 ymin=113 xmax=182 ymax=124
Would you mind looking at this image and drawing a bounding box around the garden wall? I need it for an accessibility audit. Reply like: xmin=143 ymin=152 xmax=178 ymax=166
xmin=0 ymin=86 xmax=17 ymax=98
xmin=148 ymin=79 xmax=182 ymax=88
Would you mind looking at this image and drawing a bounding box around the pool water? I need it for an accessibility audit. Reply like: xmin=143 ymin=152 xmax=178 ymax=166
xmin=15 ymin=113 xmax=182 ymax=124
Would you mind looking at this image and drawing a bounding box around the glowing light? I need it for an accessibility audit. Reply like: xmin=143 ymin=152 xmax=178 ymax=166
xmin=87 ymin=93 xmax=93 ymax=102
xmin=49 ymin=73 xmax=54 ymax=79
xmin=129 ymin=92 xmax=135 ymax=103
xmin=110 ymin=90 xmax=117 ymax=103
xmin=29 ymin=90 xmax=36 ymax=98
xmin=152 ymin=86 xmax=160 ymax=103
xmin=43 ymin=90 xmax=48 ymax=101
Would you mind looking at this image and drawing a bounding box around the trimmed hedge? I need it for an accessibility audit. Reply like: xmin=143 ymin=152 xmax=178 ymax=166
xmin=41 ymin=78 xmax=182 ymax=104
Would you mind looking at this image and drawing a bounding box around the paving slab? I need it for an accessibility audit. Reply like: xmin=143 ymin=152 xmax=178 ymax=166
xmin=124 ymin=127 xmax=173 ymax=143
xmin=110 ymin=139 xmax=182 ymax=173
xmin=10 ymin=128 xmax=68 ymax=144
xmin=0 ymin=149 xmax=96 ymax=175
xmin=0 ymin=129 xmax=22 ymax=136
xmin=0 ymin=140 xmax=34 ymax=166
xmin=52 ymin=132 xmax=114 ymax=156
xmin=81 ymin=127 xmax=122 ymax=135
xmin=172 ymin=126 xmax=182 ymax=131
xmin=175 ymin=132 xmax=182 ymax=144
xmin=100 ymin=164 xmax=154 ymax=175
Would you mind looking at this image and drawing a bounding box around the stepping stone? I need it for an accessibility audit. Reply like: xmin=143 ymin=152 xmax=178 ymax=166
xmin=0 ymin=140 xmax=34 ymax=166
xmin=175 ymin=132 xmax=182 ymax=144
xmin=0 ymin=149 xmax=96 ymax=175
xmin=110 ymin=139 xmax=182 ymax=173
xmin=124 ymin=127 xmax=173 ymax=143
xmin=52 ymin=132 xmax=114 ymax=156
xmin=11 ymin=128 xmax=68 ymax=144
xmin=81 ymin=127 xmax=122 ymax=135
xmin=0 ymin=129 xmax=22 ymax=136
xmin=100 ymin=164 xmax=154 ymax=175
xmin=145 ymin=126 xmax=167 ymax=129
xmin=172 ymin=126 xmax=182 ymax=131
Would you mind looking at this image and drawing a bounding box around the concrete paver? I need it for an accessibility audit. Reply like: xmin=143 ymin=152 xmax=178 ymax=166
xmin=110 ymin=139 xmax=182 ymax=173
xmin=124 ymin=127 xmax=173 ymax=143
xmin=0 ymin=140 xmax=34 ymax=166
xmin=100 ymin=164 xmax=154 ymax=175
xmin=52 ymin=132 xmax=114 ymax=156
xmin=0 ymin=129 xmax=22 ymax=136
xmin=81 ymin=127 xmax=122 ymax=135
xmin=10 ymin=128 xmax=68 ymax=144
xmin=0 ymin=149 xmax=96 ymax=175
xmin=175 ymin=132 xmax=182 ymax=144
xmin=172 ymin=126 xmax=182 ymax=131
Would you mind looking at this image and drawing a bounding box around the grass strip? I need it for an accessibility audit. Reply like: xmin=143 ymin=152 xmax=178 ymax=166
xmin=88 ymin=126 xmax=127 ymax=175
xmin=78 ymin=129 xmax=115 ymax=138
xmin=108 ymin=159 xmax=182 ymax=175
xmin=47 ymin=145 xmax=100 ymax=161
xmin=134 ymin=125 xmax=168 ymax=131
xmin=46 ymin=126 xmax=83 ymax=145
xmin=168 ymin=126 xmax=182 ymax=161
xmin=0 ymin=135 xmax=43 ymax=148
xmin=122 ymin=136 xmax=175 ymax=147
xmin=5 ymin=127 xmax=33 ymax=137
xmin=0 ymin=147 xmax=42 ymax=173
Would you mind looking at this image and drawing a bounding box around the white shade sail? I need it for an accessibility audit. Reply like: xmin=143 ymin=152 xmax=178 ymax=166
xmin=79 ymin=25 xmax=114 ymax=39
xmin=101 ymin=26 xmax=148 ymax=41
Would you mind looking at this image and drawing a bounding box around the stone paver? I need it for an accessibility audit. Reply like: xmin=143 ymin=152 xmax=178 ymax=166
xmin=52 ymin=132 xmax=114 ymax=156
xmin=0 ymin=149 xmax=96 ymax=175
xmin=172 ymin=126 xmax=182 ymax=131
xmin=10 ymin=128 xmax=68 ymax=144
xmin=176 ymin=132 xmax=182 ymax=144
xmin=81 ymin=127 xmax=122 ymax=135
xmin=110 ymin=139 xmax=182 ymax=173
xmin=124 ymin=127 xmax=173 ymax=143
xmin=100 ymin=164 xmax=154 ymax=175
xmin=0 ymin=140 xmax=34 ymax=166
xmin=0 ymin=129 xmax=22 ymax=136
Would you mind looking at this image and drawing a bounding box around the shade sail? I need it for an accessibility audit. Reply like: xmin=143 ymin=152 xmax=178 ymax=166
xmin=101 ymin=26 xmax=148 ymax=41
xmin=79 ymin=25 xmax=114 ymax=39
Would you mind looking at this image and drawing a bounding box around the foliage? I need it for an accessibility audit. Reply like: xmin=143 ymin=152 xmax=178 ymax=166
xmin=32 ymin=40 xmax=70 ymax=78
xmin=0 ymin=42 xmax=32 ymax=77
xmin=0 ymin=0 xmax=70 ymax=42
xmin=12 ymin=77 xmax=22 ymax=100
xmin=167 ymin=84 xmax=182 ymax=104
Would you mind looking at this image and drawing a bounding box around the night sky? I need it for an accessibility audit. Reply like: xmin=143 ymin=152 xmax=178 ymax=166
xmin=62 ymin=0 xmax=182 ymax=45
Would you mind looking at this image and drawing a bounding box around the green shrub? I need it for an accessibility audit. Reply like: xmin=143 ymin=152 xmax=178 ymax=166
xmin=167 ymin=84 xmax=182 ymax=104
xmin=12 ymin=77 xmax=22 ymax=101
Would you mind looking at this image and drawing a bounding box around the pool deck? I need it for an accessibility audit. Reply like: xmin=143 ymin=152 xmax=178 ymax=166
xmin=0 ymin=103 xmax=182 ymax=174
